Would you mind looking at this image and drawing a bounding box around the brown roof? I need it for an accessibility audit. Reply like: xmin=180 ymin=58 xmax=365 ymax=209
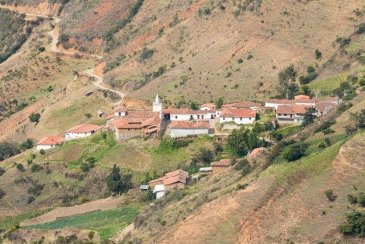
xmin=294 ymin=95 xmax=310 ymax=101
xmin=149 ymin=169 xmax=189 ymax=186
xmin=170 ymin=121 xmax=210 ymax=129
xmin=295 ymin=99 xmax=316 ymax=104
xmin=265 ymin=99 xmax=294 ymax=104
xmin=114 ymin=107 xmax=128 ymax=113
xmin=125 ymin=111 xmax=160 ymax=118
xmin=66 ymin=124 xmax=102 ymax=133
xmin=224 ymin=101 xmax=261 ymax=109
xmin=37 ymin=135 xmax=63 ymax=146
xmin=200 ymin=103 xmax=216 ymax=110
xmin=315 ymin=97 xmax=339 ymax=104
xmin=277 ymin=105 xmax=313 ymax=115
xmin=220 ymin=108 xmax=256 ymax=118
xmin=163 ymin=108 xmax=210 ymax=115
xmin=211 ymin=159 xmax=231 ymax=167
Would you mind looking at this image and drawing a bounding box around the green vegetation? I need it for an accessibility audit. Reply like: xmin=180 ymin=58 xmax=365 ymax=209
xmin=340 ymin=211 xmax=365 ymax=237
xmin=283 ymin=142 xmax=308 ymax=161
xmin=276 ymin=64 xmax=298 ymax=99
xmin=308 ymin=72 xmax=348 ymax=96
xmin=0 ymin=9 xmax=30 ymax=63
xmin=227 ymin=127 xmax=263 ymax=157
xmin=29 ymin=112 xmax=41 ymax=124
xmin=0 ymin=142 xmax=20 ymax=161
xmin=106 ymin=165 xmax=132 ymax=194
xmin=30 ymin=205 xmax=141 ymax=240
xmin=0 ymin=210 xmax=49 ymax=231
xmin=299 ymin=66 xmax=318 ymax=85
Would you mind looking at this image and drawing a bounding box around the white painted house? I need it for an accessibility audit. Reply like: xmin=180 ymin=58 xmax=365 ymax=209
xmin=219 ymin=108 xmax=256 ymax=125
xmin=264 ymin=99 xmax=294 ymax=110
xmin=164 ymin=109 xmax=214 ymax=121
xmin=36 ymin=135 xmax=63 ymax=151
xmin=170 ymin=121 xmax=211 ymax=138
xmin=200 ymin=103 xmax=216 ymax=111
xmin=64 ymin=123 xmax=102 ymax=141
xmin=153 ymin=184 xmax=166 ymax=199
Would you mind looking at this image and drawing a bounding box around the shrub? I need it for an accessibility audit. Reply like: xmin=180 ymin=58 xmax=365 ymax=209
xmin=140 ymin=47 xmax=154 ymax=61
xmin=325 ymin=190 xmax=337 ymax=202
xmin=27 ymin=183 xmax=44 ymax=196
xmin=20 ymin=138 xmax=34 ymax=150
xmin=106 ymin=165 xmax=132 ymax=194
xmin=38 ymin=47 xmax=45 ymax=52
xmin=340 ymin=211 xmax=365 ymax=237
xmin=358 ymin=192 xmax=365 ymax=207
xmin=315 ymin=49 xmax=322 ymax=59
xmin=27 ymin=196 xmax=35 ymax=204
xmin=283 ymin=143 xmax=308 ymax=161
xmin=29 ymin=113 xmax=41 ymax=124
xmin=347 ymin=194 xmax=358 ymax=204
xmin=0 ymin=189 xmax=6 ymax=200
xmin=0 ymin=143 xmax=21 ymax=161
xmin=0 ymin=167 xmax=5 ymax=177
xmin=88 ymin=231 xmax=95 ymax=240
xmin=16 ymin=163 xmax=25 ymax=172
xmin=39 ymin=149 xmax=46 ymax=155
xmin=31 ymin=164 xmax=43 ymax=173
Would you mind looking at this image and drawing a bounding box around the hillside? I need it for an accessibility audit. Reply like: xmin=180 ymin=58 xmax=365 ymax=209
xmin=0 ymin=0 xmax=365 ymax=243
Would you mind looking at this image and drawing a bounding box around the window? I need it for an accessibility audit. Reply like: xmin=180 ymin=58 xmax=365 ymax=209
xmin=223 ymin=117 xmax=225 ymax=120
xmin=175 ymin=116 xmax=178 ymax=119
xmin=240 ymin=118 xmax=242 ymax=121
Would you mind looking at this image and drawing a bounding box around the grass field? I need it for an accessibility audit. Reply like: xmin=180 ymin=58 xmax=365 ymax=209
xmin=308 ymin=73 xmax=348 ymax=96
xmin=29 ymin=205 xmax=141 ymax=240
xmin=265 ymin=139 xmax=344 ymax=184
xmin=0 ymin=209 xmax=50 ymax=230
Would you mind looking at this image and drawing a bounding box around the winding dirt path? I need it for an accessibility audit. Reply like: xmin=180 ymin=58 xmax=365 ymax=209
xmin=0 ymin=4 xmax=125 ymax=104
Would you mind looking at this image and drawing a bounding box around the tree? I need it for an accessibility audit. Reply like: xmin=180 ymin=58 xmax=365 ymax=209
xmin=287 ymin=83 xmax=299 ymax=99
xmin=315 ymin=49 xmax=322 ymax=59
xmin=215 ymin=97 xmax=224 ymax=109
xmin=283 ymin=143 xmax=308 ymax=161
xmin=302 ymin=107 xmax=317 ymax=126
xmin=301 ymin=85 xmax=311 ymax=96
xmin=29 ymin=113 xmax=41 ymax=124
xmin=0 ymin=143 xmax=20 ymax=161
xmin=352 ymin=109 xmax=365 ymax=129
xmin=277 ymin=65 xmax=297 ymax=99
xmin=0 ymin=189 xmax=5 ymax=200
xmin=227 ymin=127 xmax=262 ymax=157
xmin=194 ymin=148 xmax=213 ymax=165
xmin=340 ymin=211 xmax=365 ymax=237
xmin=106 ymin=165 xmax=132 ymax=194
xmin=20 ymin=139 xmax=34 ymax=150
xmin=190 ymin=101 xmax=199 ymax=110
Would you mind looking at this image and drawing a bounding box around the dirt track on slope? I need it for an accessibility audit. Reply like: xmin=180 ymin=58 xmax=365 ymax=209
xmin=21 ymin=196 xmax=123 ymax=226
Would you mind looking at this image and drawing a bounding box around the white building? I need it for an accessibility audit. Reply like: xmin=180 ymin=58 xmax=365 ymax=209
xmin=264 ymin=99 xmax=294 ymax=110
xmin=276 ymin=104 xmax=314 ymax=124
xmin=153 ymin=94 xmax=162 ymax=113
xmin=170 ymin=121 xmax=211 ymax=138
xmin=164 ymin=108 xmax=214 ymax=121
xmin=36 ymin=135 xmax=63 ymax=151
xmin=200 ymin=103 xmax=216 ymax=111
xmin=64 ymin=124 xmax=102 ymax=141
xmin=153 ymin=184 xmax=166 ymax=199
xmin=219 ymin=108 xmax=256 ymax=125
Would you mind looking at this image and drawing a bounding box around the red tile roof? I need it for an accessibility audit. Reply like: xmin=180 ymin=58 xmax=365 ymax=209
xmin=114 ymin=107 xmax=128 ymax=113
xmin=163 ymin=108 xmax=210 ymax=115
xmin=224 ymin=101 xmax=261 ymax=109
xmin=211 ymin=159 xmax=231 ymax=167
xmin=170 ymin=121 xmax=210 ymax=129
xmin=277 ymin=105 xmax=313 ymax=115
xmin=66 ymin=124 xmax=102 ymax=133
xmin=265 ymin=99 xmax=294 ymax=104
xmin=294 ymin=95 xmax=310 ymax=101
xmin=37 ymin=135 xmax=63 ymax=146
xmin=220 ymin=108 xmax=256 ymax=118
xmin=149 ymin=169 xmax=189 ymax=186
xmin=200 ymin=103 xmax=216 ymax=110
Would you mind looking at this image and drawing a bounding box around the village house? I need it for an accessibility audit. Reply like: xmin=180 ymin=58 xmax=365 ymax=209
xmin=170 ymin=121 xmax=211 ymax=138
xmin=163 ymin=108 xmax=215 ymax=121
xmin=223 ymin=101 xmax=262 ymax=111
xmin=211 ymin=159 xmax=231 ymax=174
xmin=200 ymin=103 xmax=216 ymax=111
xmin=36 ymin=135 xmax=63 ymax=151
xmin=276 ymin=104 xmax=314 ymax=124
xmin=112 ymin=112 xmax=161 ymax=140
xmin=264 ymin=99 xmax=294 ymax=110
xmin=149 ymin=169 xmax=189 ymax=199
xmin=64 ymin=124 xmax=103 ymax=141
xmin=219 ymin=108 xmax=256 ymax=125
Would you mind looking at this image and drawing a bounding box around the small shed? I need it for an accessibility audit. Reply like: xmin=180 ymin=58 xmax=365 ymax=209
xmin=139 ymin=185 xmax=149 ymax=191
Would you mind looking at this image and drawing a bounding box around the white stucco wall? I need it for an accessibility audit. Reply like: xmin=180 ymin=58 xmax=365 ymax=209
xmin=171 ymin=128 xmax=209 ymax=138
xmin=219 ymin=117 xmax=255 ymax=125
xmin=64 ymin=132 xmax=93 ymax=141
xmin=114 ymin=111 xmax=126 ymax=117
xmin=36 ymin=144 xmax=55 ymax=151
xmin=170 ymin=113 xmax=209 ymax=121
